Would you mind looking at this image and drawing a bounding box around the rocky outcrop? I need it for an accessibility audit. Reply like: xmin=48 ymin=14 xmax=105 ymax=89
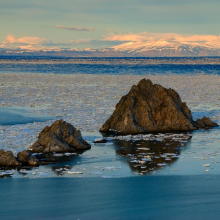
xmin=0 ymin=150 xmax=21 ymax=167
xmin=17 ymin=150 xmax=40 ymax=166
xmin=0 ymin=149 xmax=42 ymax=167
xmin=0 ymin=120 xmax=91 ymax=167
xmin=195 ymin=116 xmax=218 ymax=128
xmin=100 ymin=79 xmax=219 ymax=134
xmin=29 ymin=119 xmax=91 ymax=153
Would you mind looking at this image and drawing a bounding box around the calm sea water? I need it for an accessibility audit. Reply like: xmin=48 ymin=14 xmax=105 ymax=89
xmin=1 ymin=176 xmax=220 ymax=219
xmin=0 ymin=56 xmax=220 ymax=75
xmin=0 ymin=56 xmax=220 ymax=219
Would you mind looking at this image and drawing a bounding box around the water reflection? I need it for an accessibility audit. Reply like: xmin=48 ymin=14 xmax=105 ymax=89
xmin=0 ymin=133 xmax=192 ymax=178
xmin=0 ymin=169 xmax=14 ymax=178
xmin=8 ymin=153 xmax=78 ymax=177
xmin=113 ymin=137 xmax=191 ymax=175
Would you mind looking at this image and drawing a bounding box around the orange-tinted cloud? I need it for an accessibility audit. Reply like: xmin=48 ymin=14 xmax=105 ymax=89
xmin=2 ymin=34 xmax=50 ymax=45
xmin=1 ymin=34 xmax=59 ymax=51
xmin=103 ymin=32 xmax=220 ymax=45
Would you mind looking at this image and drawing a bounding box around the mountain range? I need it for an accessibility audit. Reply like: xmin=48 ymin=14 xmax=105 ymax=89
xmin=1 ymin=40 xmax=220 ymax=57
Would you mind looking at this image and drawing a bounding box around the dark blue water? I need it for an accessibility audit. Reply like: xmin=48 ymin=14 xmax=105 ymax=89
xmin=1 ymin=175 xmax=220 ymax=220
xmin=0 ymin=56 xmax=220 ymax=75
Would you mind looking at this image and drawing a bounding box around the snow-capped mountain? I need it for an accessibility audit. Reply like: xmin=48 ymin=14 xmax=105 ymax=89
xmin=110 ymin=40 xmax=220 ymax=56
xmin=1 ymin=40 xmax=220 ymax=57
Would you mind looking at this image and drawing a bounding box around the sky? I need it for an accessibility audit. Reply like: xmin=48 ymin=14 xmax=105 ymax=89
xmin=1 ymin=0 xmax=220 ymax=50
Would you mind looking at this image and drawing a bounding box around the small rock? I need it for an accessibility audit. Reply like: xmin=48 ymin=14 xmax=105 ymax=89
xmin=196 ymin=116 xmax=219 ymax=129
xmin=17 ymin=150 xmax=40 ymax=166
xmin=0 ymin=150 xmax=21 ymax=167
xmin=94 ymin=138 xmax=107 ymax=143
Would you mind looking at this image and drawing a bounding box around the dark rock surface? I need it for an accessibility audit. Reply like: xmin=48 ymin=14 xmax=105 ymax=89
xmin=94 ymin=138 xmax=107 ymax=143
xmin=17 ymin=150 xmax=40 ymax=166
xmin=29 ymin=119 xmax=91 ymax=153
xmin=100 ymin=78 xmax=219 ymax=134
xmin=0 ymin=150 xmax=21 ymax=167
xmin=195 ymin=116 xmax=219 ymax=129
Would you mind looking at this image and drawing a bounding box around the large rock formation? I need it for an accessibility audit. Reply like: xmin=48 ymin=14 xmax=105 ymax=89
xmin=100 ymin=79 xmax=218 ymax=134
xmin=29 ymin=119 xmax=91 ymax=153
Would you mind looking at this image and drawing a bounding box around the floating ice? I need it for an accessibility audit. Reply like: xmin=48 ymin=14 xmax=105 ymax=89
xmin=39 ymin=172 xmax=49 ymax=176
xmin=55 ymin=168 xmax=63 ymax=172
xmin=0 ymin=170 xmax=14 ymax=176
xmin=93 ymin=172 xmax=102 ymax=175
xmin=104 ymin=166 xmax=116 ymax=170
xmin=110 ymin=133 xmax=191 ymax=142
xmin=19 ymin=169 xmax=32 ymax=174
xmin=64 ymin=153 xmax=77 ymax=156
xmin=141 ymin=158 xmax=152 ymax=162
xmin=68 ymin=171 xmax=83 ymax=174
xmin=1 ymin=72 xmax=220 ymax=178
xmin=203 ymin=164 xmax=210 ymax=167
xmin=157 ymin=163 xmax=167 ymax=166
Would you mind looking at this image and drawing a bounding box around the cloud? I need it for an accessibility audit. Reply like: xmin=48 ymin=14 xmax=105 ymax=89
xmin=103 ymin=33 xmax=148 ymax=42
xmin=69 ymin=38 xmax=127 ymax=48
xmin=56 ymin=25 xmax=94 ymax=31
xmin=103 ymin=32 xmax=220 ymax=45
xmin=173 ymin=34 xmax=220 ymax=43
xmin=1 ymin=34 xmax=59 ymax=51
xmin=3 ymin=34 xmax=51 ymax=45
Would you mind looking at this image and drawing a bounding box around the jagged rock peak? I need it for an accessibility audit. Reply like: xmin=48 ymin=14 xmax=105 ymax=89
xmin=29 ymin=119 xmax=91 ymax=153
xmin=100 ymin=78 xmax=218 ymax=134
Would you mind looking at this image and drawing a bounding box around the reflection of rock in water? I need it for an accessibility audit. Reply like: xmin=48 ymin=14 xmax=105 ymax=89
xmin=0 ymin=153 xmax=79 ymax=178
xmin=52 ymin=165 xmax=73 ymax=176
xmin=114 ymin=136 xmax=191 ymax=175
xmin=39 ymin=153 xmax=78 ymax=176
xmin=36 ymin=152 xmax=78 ymax=163
xmin=0 ymin=169 xmax=15 ymax=178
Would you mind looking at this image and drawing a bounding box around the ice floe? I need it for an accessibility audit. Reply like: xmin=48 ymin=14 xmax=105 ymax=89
xmin=0 ymin=73 xmax=220 ymax=178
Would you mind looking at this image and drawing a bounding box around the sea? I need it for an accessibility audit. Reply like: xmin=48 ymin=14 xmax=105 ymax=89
xmin=0 ymin=56 xmax=220 ymax=219
xmin=0 ymin=56 xmax=220 ymax=76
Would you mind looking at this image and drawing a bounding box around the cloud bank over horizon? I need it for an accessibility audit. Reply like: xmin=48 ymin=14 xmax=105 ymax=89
xmin=1 ymin=32 xmax=220 ymax=52
xmin=0 ymin=34 xmax=59 ymax=51
xmin=104 ymin=32 xmax=220 ymax=44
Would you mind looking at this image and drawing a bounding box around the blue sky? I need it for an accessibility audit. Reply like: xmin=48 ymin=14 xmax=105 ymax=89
xmin=1 ymin=0 xmax=220 ymax=50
